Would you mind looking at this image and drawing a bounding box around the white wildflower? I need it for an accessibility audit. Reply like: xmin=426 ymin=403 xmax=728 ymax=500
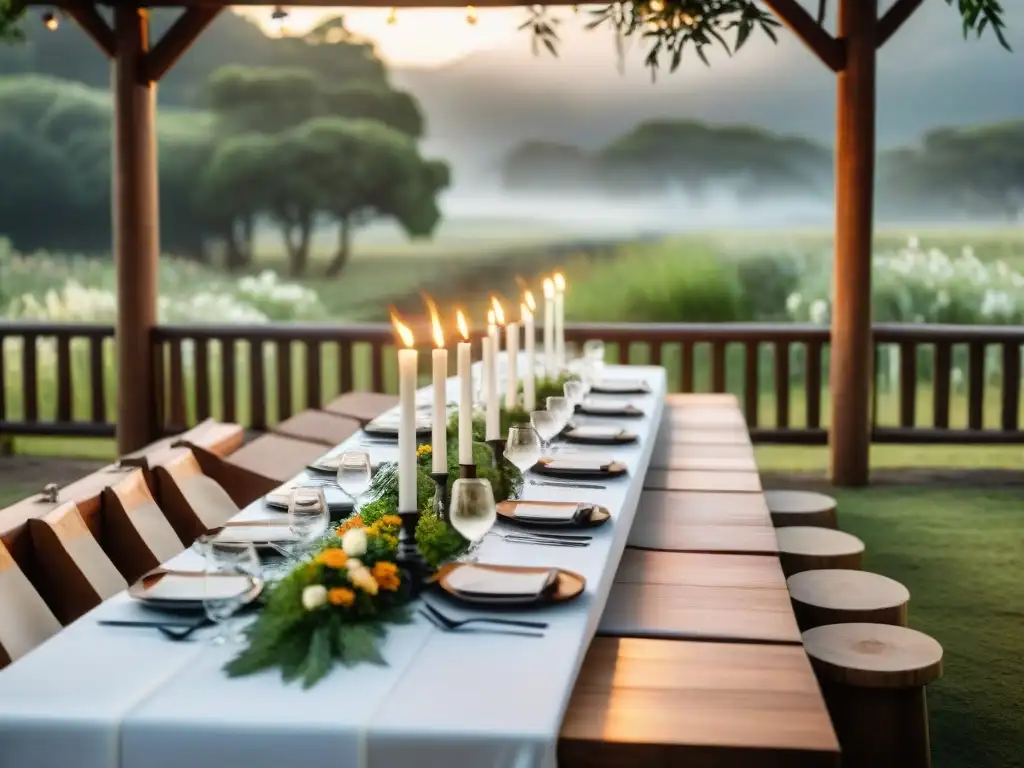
xmin=301 ymin=584 xmax=327 ymax=611
xmin=341 ymin=528 xmax=368 ymax=557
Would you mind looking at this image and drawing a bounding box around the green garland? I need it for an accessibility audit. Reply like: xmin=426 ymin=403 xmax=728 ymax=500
xmin=224 ymin=437 xmax=522 ymax=687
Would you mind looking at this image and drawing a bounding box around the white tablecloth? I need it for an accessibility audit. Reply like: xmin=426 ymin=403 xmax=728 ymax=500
xmin=0 ymin=364 xmax=666 ymax=768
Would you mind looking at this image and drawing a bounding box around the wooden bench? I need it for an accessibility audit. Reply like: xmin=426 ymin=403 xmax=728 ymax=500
xmin=323 ymin=392 xmax=399 ymax=425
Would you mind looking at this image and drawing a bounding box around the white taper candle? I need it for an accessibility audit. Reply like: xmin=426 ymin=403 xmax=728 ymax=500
xmin=457 ymin=338 xmax=473 ymax=466
xmin=397 ymin=347 xmax=417 ymax=512
xmin=505 ymin=321 xmax=519 ymax=411
xmin=431 ymin=347 xmax=447 ymax=473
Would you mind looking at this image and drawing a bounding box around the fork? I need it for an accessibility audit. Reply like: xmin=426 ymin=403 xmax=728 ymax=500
xmin=420 ymin=602 xmax=548 ymax=632
xmin=99 ymin=618 xmax=212 ymax=642
xmin=489 ymin=532 xmax=590 ymax=547
xmin=529 ymin=479 xmax=607 ymax=490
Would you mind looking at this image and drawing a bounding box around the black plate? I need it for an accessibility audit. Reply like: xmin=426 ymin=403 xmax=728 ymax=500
xmin=531 ymin=457 xmax=629 ymax=478
xmin=362 ymin=423 xmax=432 ymax=440
xmin=589 ymin=380 xmax=651 ymax=395
xmin=562 ymin=423 xmax=638 ymax=445
xmin=574 ymin=402 xmax=645 ymax=418
xmin=496 ymin=500 xmax=611 ymax=528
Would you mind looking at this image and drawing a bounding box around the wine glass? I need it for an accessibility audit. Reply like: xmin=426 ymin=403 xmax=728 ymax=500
xmin=288 ymin=488 xmax=329 ymax=555
xmin=203 ymin=539 xmax=261 ymax=645
xmin=336 ymin=451 xmax=372 ymax=512
xmin=546 ymin=395 xmax=573 ymax=429
xmin=449 ymin=478 xmax=497 ymax=545
xmin=531 ymin=409 xmax=561 ymax=454
xmin=505 ymin=425 xmax=543 ymax=474
xmin=583 ymin=339 xmax=606 ymax=383
xmin=564 ymin=380 xmax=587 ymax=408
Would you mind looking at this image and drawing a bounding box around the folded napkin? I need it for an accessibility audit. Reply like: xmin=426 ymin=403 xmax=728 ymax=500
xmin=512 ymin=503 xmax=581 ymax=523
xmin=542 ymin=457 xmax=612 ymax=472
xmin=446 ymin=566 xmax=556 ymax=598
xmin=215 ymin=523 xmax=296 ymax=544
xmin=566 ymin=425 xmax=624 ymax=440
xmin=366 ymin=417 xmax=430 ymax=433
xmin=143 ymin=573 xmax=252 ymax=602
xmin=580 ymin=399 xmax=635 ymax=414
xmin=594 ymin=379 xmax=647 ymax=392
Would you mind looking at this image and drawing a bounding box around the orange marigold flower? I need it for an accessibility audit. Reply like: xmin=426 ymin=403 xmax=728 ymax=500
xmin=380 ymin=515 xmax=402 ymax=528
xmin=316 ymin=548 xmax=348 ymax=569
xmin=372 ymin=561 xmax=401 ymax=591
xmin=327 ymin=587 xmax=355 ymax=607
xmin=336 ymin=515 xmax=364 ymax=536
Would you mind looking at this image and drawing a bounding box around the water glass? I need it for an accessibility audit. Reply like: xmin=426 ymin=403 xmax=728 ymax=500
xmin=546 ymin=395 xmax=574 ymax=430
xmin=203 ymin=540 xmax=261 ymax=645
xmin=583 ymin=339 xmax=606 ymax=381
xmin=505 ymin=425 xmax=543 ymax=474
xmin=530 ymin=409 xmax=562 ymax=452
xmin=449 ymin=478 xmax=497 ymax=543
xmin=288 ymin=488 xmax=329 ymax=554
xmin=564 ymin=380 xmax=587 ymax=407
xmin=336 ymin=451 xmax=372 ymax=512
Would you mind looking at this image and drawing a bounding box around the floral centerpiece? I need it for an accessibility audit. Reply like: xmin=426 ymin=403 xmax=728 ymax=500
xmin=224 ymin=441 xmax=522 ymax=687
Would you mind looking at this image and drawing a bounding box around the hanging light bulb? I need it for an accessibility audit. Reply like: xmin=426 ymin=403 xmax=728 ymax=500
xmin=270 ymin=6 xmax=289 ymax=35
xmin=42 ymin=10 xmax=58 ymax=30
xmin=386 ymin=7 xmax=397 ymax=24
xmin=465 ymin=5 xmax=478 ymax=24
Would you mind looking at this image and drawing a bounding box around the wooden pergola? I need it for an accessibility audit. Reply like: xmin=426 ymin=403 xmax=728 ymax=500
xmin=16 ymin=0 xmax=930 ymax=486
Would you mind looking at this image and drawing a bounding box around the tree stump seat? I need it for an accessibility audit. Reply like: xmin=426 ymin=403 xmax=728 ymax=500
xmin=803 ymin=623 xmax=943 ymax=768
xmin=765 ymin=490 xmax=839 ymax=529
xmin=776 ymin=527 xmax=864 ymax=577
xmin=787 ymin=569 xmax=909 ymax=630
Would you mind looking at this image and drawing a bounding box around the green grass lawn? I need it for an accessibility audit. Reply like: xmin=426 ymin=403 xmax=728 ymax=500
xmin=811 ymin=486 xmax=1024 ymax=768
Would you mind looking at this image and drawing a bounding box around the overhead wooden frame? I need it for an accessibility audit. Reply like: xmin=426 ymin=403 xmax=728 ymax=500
xmin=763 ymin=0 xmax=847 ymax=72
xmin=876 ymin=0 xmax=926 ymax=48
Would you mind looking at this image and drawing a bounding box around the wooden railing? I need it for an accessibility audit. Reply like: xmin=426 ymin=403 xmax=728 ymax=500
xmin=1 ymin=321 xmax=1022 ymax=445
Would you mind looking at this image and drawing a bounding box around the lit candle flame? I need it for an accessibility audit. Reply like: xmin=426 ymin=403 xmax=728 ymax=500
xmin=456 ymin=309 xmax=470 ymax=341
xmin=524 ymin=290 xmax=536 ymax=312
xmin=554 ymin=273 xmax=566 ymax=291
xmin=543 ymin=278 xmax=555 ymax=299
xmin=421 ymin=292 xmax=445 ymax=348
xmin=390 ymin=308 xmax=414 ymax=348
xmin=487 ymin=309 xmax=495 ymax=327
xmin=490 ymin=296 xmax=506 ymax=326
xmin=521 ymin=302 xmax=531 ymax=319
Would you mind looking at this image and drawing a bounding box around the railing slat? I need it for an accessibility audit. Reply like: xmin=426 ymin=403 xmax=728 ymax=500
xmin=277 ymin=340 xmax=293 ymax=421
xmin=617 ymin=341 xmax=630 ymax=365
xmin=1001 ymin=342 xmax=1021 ymax=432
xmin=899 ymin=341 xmax=917 ymax=428
xmin=650 ymin=341 xmax=662 ymax=367
xmin=0 ymin=336 xmax=6 ymax=423
xmin=933 ymin=342 xmax=951 ymax=429
xmin=681 ymin=342 xmax=694 ymax=393
xmin=222 ymin=338 xmax=237 ymax=423
xmin=167 ymin=338 xmax=185 ymax=428
xmin=56 ymin=334 xmax=72 ymax=422
xmin=710 ymin=342 xmax=726 ymax=393
xmin=339 ymin=342 xmax=353 ymax=394
xmin=305 ymin=340 xmax=322 ymax=408
xmin=968 ymin=342 xmax=985 ymax=430
xmin=152 ymin=338 xmax=165 ymax=432
xmin=775 ymin=341 xmax=790 ymax=429
xmin=22 ymin=334 xmax=38 ymax=423
xmin=744 ymin=342 xmax=759 ymax=428
xmin=806 ymin=340 xmax=822 ymax=429
xmin=371 ymin=343 xmax=384 ymax=392
xmin=250 ymin=340 xmax=266 ymax=430
xmin=90 ymin=336 xmax=108 ymax=424
xmin=194 ymin=337 xmax=210 ymax=422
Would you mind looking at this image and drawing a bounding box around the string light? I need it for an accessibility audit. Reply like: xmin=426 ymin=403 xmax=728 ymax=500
xmin=465 ymin=5 xmax=478 ymax=25
xmin=386 ymin=7 xmax=398 ymax=24
xmin=42 ymin=10 xmax=58 ymax=30
xmin=270 ymin=6 xmax=289 ymax=35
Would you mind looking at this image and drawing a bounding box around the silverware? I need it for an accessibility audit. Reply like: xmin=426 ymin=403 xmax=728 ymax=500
xmin=493 ymin=533 xmax=589 ymax=547
xmin=529 ymin=479 xmax=607 ymax=490
xmin=99 ymin=618 xmax=212 ymax=641
xmin=420 ymin=602 xmax=548 ymax=631
xmin=497 ymin=530 xmax=592 ymax=541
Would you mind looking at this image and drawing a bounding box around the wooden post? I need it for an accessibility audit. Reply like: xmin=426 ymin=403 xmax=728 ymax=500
xmin=112 ymin=7 xmax=160 ymax=454
xmin=830 ymin=0 xmax=877 ymax=486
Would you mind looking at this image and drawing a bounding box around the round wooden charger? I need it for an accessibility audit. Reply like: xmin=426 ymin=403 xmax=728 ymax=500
xmin=496 ymin=500 xmax=611 ymax=528
xmin=432 ymin=563 xmax=586 ymax=606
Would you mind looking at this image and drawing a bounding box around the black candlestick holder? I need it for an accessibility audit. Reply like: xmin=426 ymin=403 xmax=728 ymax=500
xmin=396 ymin=508 xmax=428 ymax=597
xmin=487 ymin=438 xmax=507 ymax=499
xmin=430 ymin=471 xmax=450 ymax=523
xmin=459 ymin=463 xmax=477 ymax=479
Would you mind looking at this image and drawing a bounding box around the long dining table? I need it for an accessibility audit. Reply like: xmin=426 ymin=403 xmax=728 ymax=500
xmin=0 ymin=364 xmax=677 ymax=768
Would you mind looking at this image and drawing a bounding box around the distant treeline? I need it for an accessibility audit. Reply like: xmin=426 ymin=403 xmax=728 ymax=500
xmin=501 ymin=121 xmax=1024 ymax=221
xmin=0 ymin=20 xmax=450 ymax=276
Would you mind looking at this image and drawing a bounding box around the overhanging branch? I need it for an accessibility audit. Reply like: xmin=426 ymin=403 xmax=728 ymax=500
xmin=144 ymin=7 xmax=221 ymax=82
xmin=62 ymin=0 xmax=114 ymax=58
xmin=763 ymin=0 xmax=846 ymax=72
xmin=877 ymin=0 xmax=926 ymax=48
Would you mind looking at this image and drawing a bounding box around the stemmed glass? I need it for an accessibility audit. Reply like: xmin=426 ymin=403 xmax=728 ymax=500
xmin=288 ymin=488 xmax=329 ymax=557
xmin=531 ymin=409 xmax=562 ymax=454
xmin=505 ymin=425 xmax=543 ymax=475
xmin=564 ymin=380 xmax=587 ymax=409
xmin=203 ymin=540 xmax=261 ymax=645
xmin=449 ymin=478 xmax=497 ymax=561
xmin=583 ymin=339 xmax=606 ymax=384
xmin=547 ymin=395 xmax=573 ymax=429
xmin=335 ymin=451 xmax=372 ymax=513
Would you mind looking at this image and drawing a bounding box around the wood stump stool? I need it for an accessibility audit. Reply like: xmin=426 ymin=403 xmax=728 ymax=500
xmin=803 ymin=623 xmax=943 ymax=768
xmin=776 ymin=527 xmax=864 ymax=577
xmin=788 ymin=569 xmax=909 ymax=630
xmin=765 ymin=490 xmax=838 ymax=529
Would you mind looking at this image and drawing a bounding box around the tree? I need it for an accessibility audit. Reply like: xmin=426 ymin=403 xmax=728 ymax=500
xmin=286 ymin=117 xmax=449 ymax=277
xmin=501 ymin=141 xmax=599 ymax=193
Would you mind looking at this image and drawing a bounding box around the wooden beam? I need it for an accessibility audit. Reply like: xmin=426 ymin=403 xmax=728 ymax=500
xmin=112 ymin=5 xmax=160 ymax=453
xmin=876 ymin=0 xmax=926 ymax=48
xmin=763 ymin=0 xmax=846 ymax=72
xmin=144 ymin=7 xmax=221 ymax=82
xmin=830 ymin=0 xmax=877 ymax=487
xmin=62 ymin=0 xmax=115 ymax=58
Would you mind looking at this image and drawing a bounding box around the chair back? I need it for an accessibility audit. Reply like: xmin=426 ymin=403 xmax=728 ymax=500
xmin=0 ymin=539 xmax=61 ymax=667
xmin=28 ymin=502 xmax=127 ymax=625
xmin=101 ymin=469 xmax=184 ymax=583
xmin=153 ymin=450 xmax=241 ymax=545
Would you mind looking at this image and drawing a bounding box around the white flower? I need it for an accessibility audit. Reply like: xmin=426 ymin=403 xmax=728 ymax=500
xmin=809 ymin=299 xmax=829 ymax=325
xmin=785 ymin=292 xmax=802 ymax=315
xmin=345 ymin=558 xmax=363 ymax=572
xmin=301 ymin=585 xmax=327 ymax=611
xmin=342 ymin=528 xmax=368 ymax=557
xmin=349 ymin=566 xmax=379 ymax=596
